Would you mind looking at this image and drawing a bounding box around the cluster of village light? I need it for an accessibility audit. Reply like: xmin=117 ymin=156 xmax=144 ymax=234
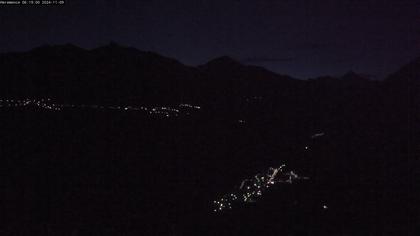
xmin=179 ymin=103 xmax=201 ymax=110
xmin=212 ymin=132 xmax=326 ymax=213
xmin=213 ymin=164 xmax=309 ymax=212
xmin=0 ymin=98 xmax=62 ymax=111
xmin=0 ymin=98 xmax=201 ymax=117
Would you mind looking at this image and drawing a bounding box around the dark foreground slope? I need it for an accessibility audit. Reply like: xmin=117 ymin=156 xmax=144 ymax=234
xmin=0 ymin=44 xmax=419 ymax=235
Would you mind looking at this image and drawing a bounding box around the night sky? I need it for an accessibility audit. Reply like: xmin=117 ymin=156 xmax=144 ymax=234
xmin=0 ymin=0 xmax=419 ymax=79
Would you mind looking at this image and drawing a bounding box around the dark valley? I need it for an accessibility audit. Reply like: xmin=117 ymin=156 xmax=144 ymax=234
xmin=0 ymin=44 xmax=419 ymax=235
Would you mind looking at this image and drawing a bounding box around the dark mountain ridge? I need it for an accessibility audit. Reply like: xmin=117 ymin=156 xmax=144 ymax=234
xmin=1 ymin=44 xmax=414 ymax=103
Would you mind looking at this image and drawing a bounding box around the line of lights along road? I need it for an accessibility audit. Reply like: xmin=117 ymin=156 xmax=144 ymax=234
xmin=0 ymin=98 xmax=201 ymax=118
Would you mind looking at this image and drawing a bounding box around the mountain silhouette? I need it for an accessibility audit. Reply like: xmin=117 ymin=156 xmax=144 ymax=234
xmin=1 ymin=43 xmax=416 ymax=105
xmin=387 ymin=57 xmax=420 ymax=82
xmin=0 ymin=43 xmax=201 ymax=103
